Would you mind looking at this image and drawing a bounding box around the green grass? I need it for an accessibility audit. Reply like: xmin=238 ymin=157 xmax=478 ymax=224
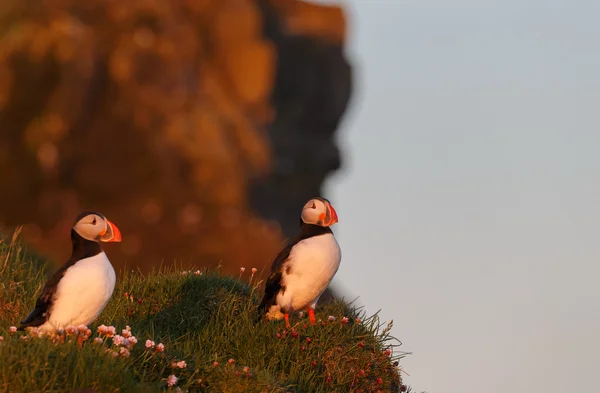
xmin=0 ymin=230 xmax=410 ymax=393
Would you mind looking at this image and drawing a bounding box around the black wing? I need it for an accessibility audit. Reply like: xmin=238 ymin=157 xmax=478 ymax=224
xmin=256 ymin=242 xmax=295 ymax=319
xmin=18 ymin=266 xmax=70 ymax=329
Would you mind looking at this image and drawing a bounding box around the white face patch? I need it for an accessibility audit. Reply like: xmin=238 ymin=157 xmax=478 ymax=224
xmin=73 ymin=214 xmax=107 ymax=242
xmin=301 ymin=198 xmax=328 ymax=225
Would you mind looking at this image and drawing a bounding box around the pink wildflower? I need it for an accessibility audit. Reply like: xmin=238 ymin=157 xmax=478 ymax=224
xmin=0 ymin=336 xmax=3 ymax=341
xmin=128 ymin=336 xmax=138 ymax=346
xmin=155 ymin=343 xmax=164 ymax=352
xmin=298 ymin=311 xmax=304 ymax=318
xmin=77 ymin=324 xmax=88 ymax=333
xmin=328 ymin=315 xmax=335 ymax=322
xmin=119 ymin=347 xmax=131 ymax=357
xmin=176 ymin=360 xmax=187 ymax=369
xmin=228 ymin=358 xmax=235 ymax=365
xmin=251 ymin=267 xmax=257 ymax=274
xmin=65 ymin=325 xmax=77 ymax=335
xmin=213 ymin=361 xmax=219 ymax=367
xmin=145 ymin=339 xmax=155 ymax=349
xmin=122 ymin=329 xmax=132 ymax=338
xmin=166 ymin=375 xmax=178 ymax=387
xmin=194 ymin=270 xmax=202 ymax=275
xmin=243 ymin=366 xmax=250 ymax=373
xmin=355 ymin=318 xmax=361 ymax=324
xmin=341 ymin=317 xmax=349 ymax=324
xmin=97 ymin=325 xmax=108 ymax=335
xmin=240 ymin=267 xmax=245 ymax=273
xmin=93 ymin=337 xmax=103 ymax=344
xmin=105 ymin=326 xmax=116 ymax=337
xmin=112 ymin=335 xmax=125 ymax=346
xmin=8 ymin=326 xmax=16 ymax=335
xmin=385 ymin=349 xmax=391 ymax=356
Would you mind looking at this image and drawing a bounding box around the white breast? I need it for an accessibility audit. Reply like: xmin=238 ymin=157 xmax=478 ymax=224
xmin=40 ymin=252 xmax=116 ymax=332
xmin=275 ymin=233 xmax=341 ymax=313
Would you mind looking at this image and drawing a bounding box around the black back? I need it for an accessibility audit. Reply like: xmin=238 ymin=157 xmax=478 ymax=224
xmin=257 ymin=221 xmax=332 ymax=318
xmin=18 ymin=229 xmax=103 ymax=329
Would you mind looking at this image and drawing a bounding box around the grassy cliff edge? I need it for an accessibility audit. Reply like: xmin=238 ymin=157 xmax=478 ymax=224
xmin=0 ymin=231 xmax=410 ymax=393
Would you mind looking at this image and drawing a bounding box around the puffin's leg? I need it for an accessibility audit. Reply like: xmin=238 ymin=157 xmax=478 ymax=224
xmin=308 ymin=308 xmax=317 ymax=325
xmin=284 ymin=313 xmax=291 ymax=328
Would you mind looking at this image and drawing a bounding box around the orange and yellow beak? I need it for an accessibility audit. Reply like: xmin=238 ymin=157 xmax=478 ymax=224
xmin=99 ymin=219 xmax=122 ymax=243
xmin=328 ymin=204 xmax=338 ymax=225
xmin=318 ymin=202 xmax=339 ymax=226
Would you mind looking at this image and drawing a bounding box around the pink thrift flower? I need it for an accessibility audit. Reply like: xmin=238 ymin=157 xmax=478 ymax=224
xmin=125 ymin=325 xmax=131 ymax=331
xmin=328 ymin=315 xmax=335 ymax=322
xmin=251 ymin=267 xmax=257 ymax=275
xmin=128 ymin=336 xmax=138 ymax=346
xmin=155 ymin=343 xmax=164 ymax=352
xmin=0 ymin=336 xmax=4 ymax=341
xmin=93 ymin=337 xmax=103 ymax=344
xmin=119 ymin=347 xmax=131 ymax=358
xmin=240 ymin=267 xmax=245 ymax=273
xmin=8 ymin=326 xmax=17 ymax=335
xmin=105 ymin=326 xmax=116 ymax=337
xmin=355 ymin=318 xmax=361 ymax=324
xmin=341 ymin=317 xmax=349 ymax=324
xmin=176 ymin=360 xmax=187 ymax=369
xmin=65 ymin=325 xmax=77 ymax=335
xmin=194 ymin=270 xmax=202 ymax=275
xmin=298 ymin=311 xmax=304 ymax=318
xmin=122 ymin=329 xmax=132 ymax=338
xmin=213 ymin=361 xmax=219 ymax=367
xmin=228 ymin=358 xmax=235 ymax=365
xmin=112 ymin=335 xmax=125 ymax=346
xmin=97 ymin=324 xmax=108 ymax=334
xmin=77 ymin=324 xmax=88 ymax=333
xmin=166 ymin=375 xmax=178 ymax=387
xmin=145 ymin=339 xmax=155 ymax=349
xmin=243 ymin=366 xmax=250 ymax=373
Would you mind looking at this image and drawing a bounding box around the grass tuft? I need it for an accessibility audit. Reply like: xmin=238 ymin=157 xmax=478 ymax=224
xmin=0 ymin=231 xmax=411 ymax=393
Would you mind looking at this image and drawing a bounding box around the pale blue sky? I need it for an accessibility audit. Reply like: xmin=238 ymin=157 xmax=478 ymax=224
xmin=323 ymin=1 xmax=600 ymax=392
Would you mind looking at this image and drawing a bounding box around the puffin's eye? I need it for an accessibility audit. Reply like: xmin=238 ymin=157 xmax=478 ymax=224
xmin=91 ymin=217 xmax=97 ymax=225
xmin=312 ymin=202 xmax=316 ymax=209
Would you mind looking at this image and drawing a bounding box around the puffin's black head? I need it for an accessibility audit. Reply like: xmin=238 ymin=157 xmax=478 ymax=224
xmin=300 ymin=197 xmax=339 ymax=227
xmin=72 ymin=211 xmax=122 ymax=243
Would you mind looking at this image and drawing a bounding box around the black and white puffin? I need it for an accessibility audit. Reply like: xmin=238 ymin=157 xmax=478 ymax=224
xmin=258 ymin=197 xmax=341 ymax=328
xmin=18 ymin=211 xmax=122 ymax=333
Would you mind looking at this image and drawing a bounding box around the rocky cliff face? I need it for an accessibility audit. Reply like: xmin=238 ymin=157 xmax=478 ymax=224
xmin=0 ymin=0 xmax=352 ymax=283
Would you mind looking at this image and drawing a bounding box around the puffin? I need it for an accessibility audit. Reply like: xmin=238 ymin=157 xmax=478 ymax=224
xmin=258 ymin=197 xmax=341 ymax=328
xmin=18 ymin=211 xmax=122 ymax=333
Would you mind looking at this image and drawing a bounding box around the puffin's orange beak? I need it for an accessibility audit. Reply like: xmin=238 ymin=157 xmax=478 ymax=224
xmin=100 ymin=219 xmax=122 ymax=243
xmin=328 ymin=204 xmax=339 ymax=226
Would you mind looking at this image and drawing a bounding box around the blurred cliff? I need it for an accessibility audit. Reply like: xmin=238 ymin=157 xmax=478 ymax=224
xmin=0 ymin=0 xmax=352 ymax=280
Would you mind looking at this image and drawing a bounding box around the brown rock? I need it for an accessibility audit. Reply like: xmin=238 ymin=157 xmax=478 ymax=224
xmin=0 ymin=0 xmax=352 ymax=296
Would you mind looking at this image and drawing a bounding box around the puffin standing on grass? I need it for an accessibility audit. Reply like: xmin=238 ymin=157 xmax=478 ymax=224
xmin=18 ymin=211 xmax=122 ymax=333
xmin=258 ymin=197 xmax=341 ymax=328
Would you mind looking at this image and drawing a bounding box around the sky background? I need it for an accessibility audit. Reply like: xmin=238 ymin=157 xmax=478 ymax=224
xmin=321 ymin=1 xmax=600 ymax=392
